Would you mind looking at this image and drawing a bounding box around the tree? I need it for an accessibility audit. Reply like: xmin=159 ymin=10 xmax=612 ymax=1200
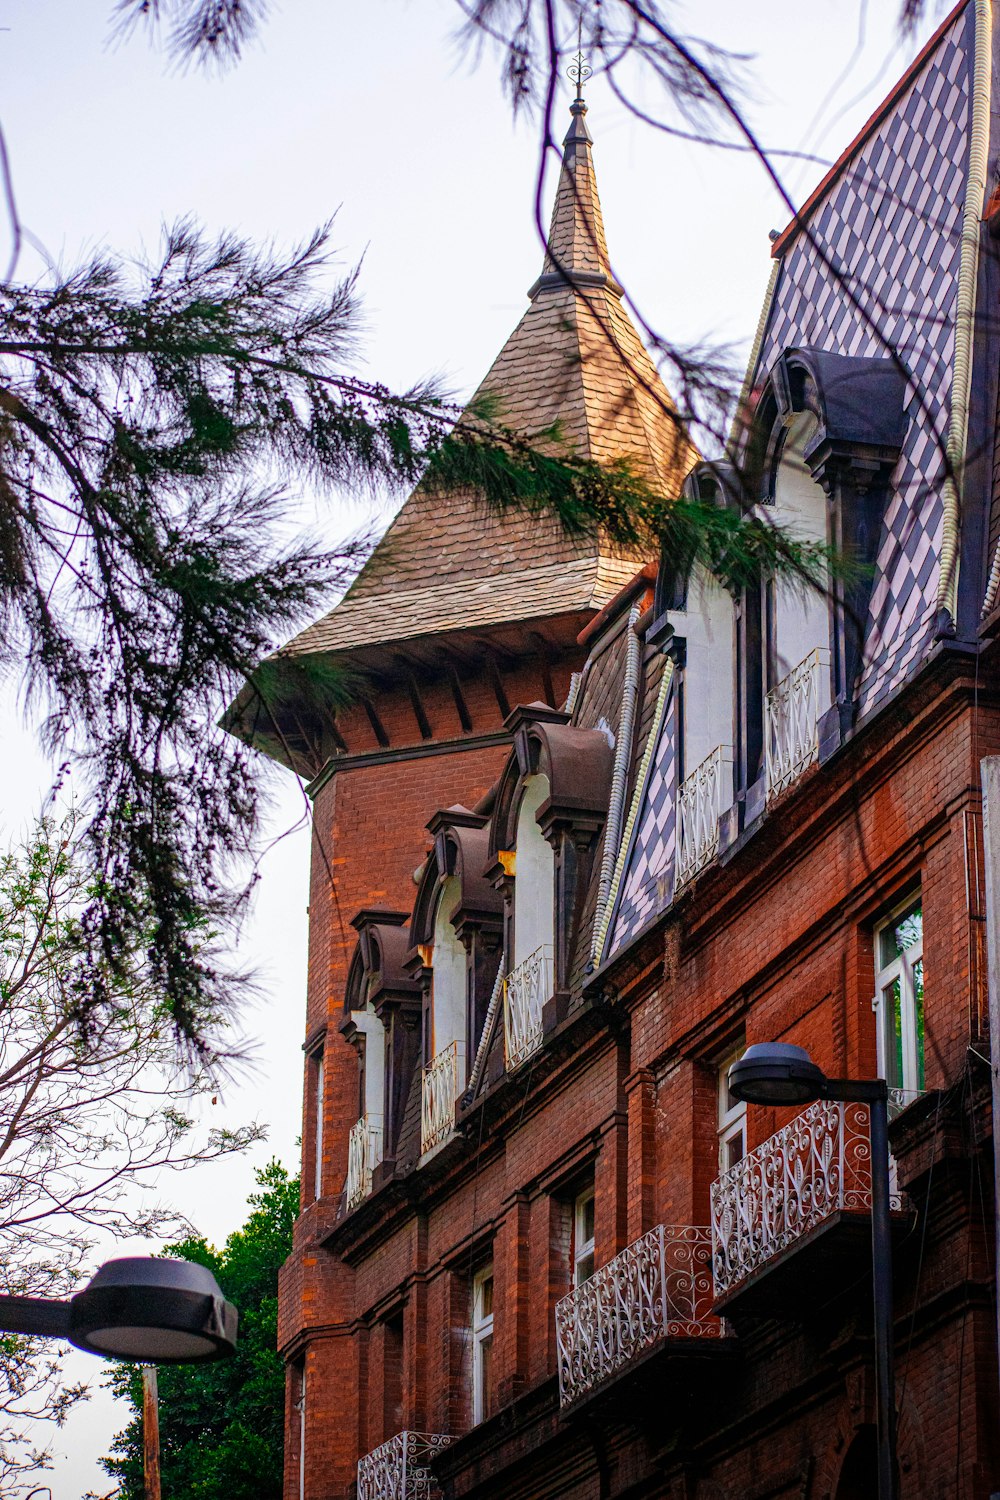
xmin=98 ymin=1160 xmax=299 ymax=1500
xmin=0 ymin=5 xmax=844 ymax=1064
xmin=0 ymin=815 xmax=262 ymax=1495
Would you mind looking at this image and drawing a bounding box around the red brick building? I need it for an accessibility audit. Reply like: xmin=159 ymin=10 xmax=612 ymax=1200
xmin=240 ymin=7 xmax=1000 ymax=1496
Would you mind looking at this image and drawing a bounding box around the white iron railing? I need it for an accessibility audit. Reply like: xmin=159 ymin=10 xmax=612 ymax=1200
xmin=675 ymin=745 xmax=732 ymax=889
xmin=710 ymin=1097 xmax=901 ymax=1299
xmin=345 ymin=1113 xmax=383 ymax=1212
xmin=421 ymin=1041 xmax=460 ymax=1154
xmin=765 ymin=647 xmax=830 ymax=799
xmin=357 ymin=1430 xmax=451 ymax=1500
xmin=554 ymin=1225 xmax=724 ymax=1406
xmin=504 ymin=942 xmax=553 ymax=1070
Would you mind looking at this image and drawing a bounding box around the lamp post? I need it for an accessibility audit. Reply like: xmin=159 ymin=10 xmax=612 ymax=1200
xmin=728 ymin=1043 xmax=898 ymax=1500
xmin=0 ymin=1256 xmax=237 ymax=1363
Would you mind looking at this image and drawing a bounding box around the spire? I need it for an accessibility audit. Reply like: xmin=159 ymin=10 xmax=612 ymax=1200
xmin=529 ymin=95 xmax=619 ymax=300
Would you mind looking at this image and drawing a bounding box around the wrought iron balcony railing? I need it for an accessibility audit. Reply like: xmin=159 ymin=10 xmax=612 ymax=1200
xmin=503 ymin=942 xmax=552 ymax=1070
xmin=764 ymin=647 xmax=830 ymax=799
xmin=554 ymin=1224 xmax=724 ymax=1407
xmin=421 ymin=1041 xmax=460 ymax=1155
xmin=356 ymin=1430 xmax=451 ymax=1500
xmin=675 ymin=744 xmax=733 ymax=890
xmin=345 ymin=1113 xmax=383 ymax=1212
xmin=710 ymin=1097 xmax=901 ymax=1300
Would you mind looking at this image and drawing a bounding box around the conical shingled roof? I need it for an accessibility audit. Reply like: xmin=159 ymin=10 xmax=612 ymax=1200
xmin=285 ymin=98 xmax=693 ymax=661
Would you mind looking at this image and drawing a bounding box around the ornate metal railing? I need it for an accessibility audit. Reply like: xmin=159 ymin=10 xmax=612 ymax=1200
xmin=356 ymin=1430 xmax=451 ymax=1500
xmin=345 ymin=1113 xmax=383 ymax=1212
xmin=554 ymin=1224 xmax=724 ymax=1407
xmin=765 ymin=647 xmax=830 ymax=799
xmin=421 ymin=1041 xmax=459 ymax=1154
xmin=504 ymin=942 xmax=553 ymax=1069
xmin=710 ymin=1098 xmax=901 ymax=1299
xmin=675 ymin=745 xmax=732 ymax=889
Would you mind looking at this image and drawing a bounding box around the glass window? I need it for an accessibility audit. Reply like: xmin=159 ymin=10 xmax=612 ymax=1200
xmin=472 ymin=1266 xmax=494 ymax=1424
xmin=312 ymin=1051 xmax=324 ymax=1202
xmin=718 ymin=1047 xmax=747 ymax=1174
xmin=572 ymin=1188 xmax=595 ymax=1287
xmin=874 ymin=897 xmax=924 ymax=1094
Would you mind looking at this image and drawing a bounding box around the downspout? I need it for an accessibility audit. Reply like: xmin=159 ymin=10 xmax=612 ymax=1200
xmin=464 ymin=960 xmax=505 ymax=1102
xmin=591 ymin=603 xmax=642 ymax=957
xmin=939 ymin=0 xmax=992 ymax=622
xmin=591 ymin=655 xmax=675 ymax=965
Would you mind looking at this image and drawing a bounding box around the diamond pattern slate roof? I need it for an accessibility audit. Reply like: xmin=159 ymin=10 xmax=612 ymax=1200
xmin=284 ymin=98 xmax=693 ymax=662
xmin=755 ymin=6 xmax=971 ymax=714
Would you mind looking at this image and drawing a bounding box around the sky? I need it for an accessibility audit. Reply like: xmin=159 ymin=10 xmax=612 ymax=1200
xmin=0 ymin=0 xmax=953 ymax=1493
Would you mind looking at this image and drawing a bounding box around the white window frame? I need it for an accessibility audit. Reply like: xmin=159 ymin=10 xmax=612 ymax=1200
xmin=718 ymin=1046 xmax=747 ymax=1174
xmin=313 ymin=1051 xmax=324 ymax=1202
xmin=472 ymin=1264 xmax=494 ymax=1425
xmin=874 ymin=894 xmax=924 ymax=1094
xmin=293 ymin=1360 xmax=306 ymax=1500
xmin=572 ymin=1186 xmax=595 ymax=1288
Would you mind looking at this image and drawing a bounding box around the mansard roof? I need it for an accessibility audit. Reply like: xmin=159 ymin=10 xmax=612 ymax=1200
xmin=282 ymin=97 xmax=693 ymax=664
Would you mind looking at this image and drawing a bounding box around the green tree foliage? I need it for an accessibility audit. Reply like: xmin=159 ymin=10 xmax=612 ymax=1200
xmin=0 ymin=815 xmax=261 ymax=1495
xmin=99 ymin=1160 xmax=298 ymax=1500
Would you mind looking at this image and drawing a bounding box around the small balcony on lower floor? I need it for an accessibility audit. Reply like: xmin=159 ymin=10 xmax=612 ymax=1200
xmin=554 ymin=1224 xmax=728 ymax=1408
xmin=503 ymin=942 xmax=552 ymax=1070
xmin=765 ymin=646 xmax=830 ymax=800
xmin=710 ymin=1097 xmax=907 ymax=1318
xmin=421 ymin=1041 xmax=460 ymax=1155
xmin=345 ymin=1112 xmax=383 ymax=1212
xmin=357 ymin=1430 xmax=451 ymax=1500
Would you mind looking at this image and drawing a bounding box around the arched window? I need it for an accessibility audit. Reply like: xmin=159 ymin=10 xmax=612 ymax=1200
xmin=768 ymin=410 xmax=830 ymax=683
xmin=428 ymin=875 xmax=466 ymax=1067
xmin=512 ymin=774 xmax=555 ymax=970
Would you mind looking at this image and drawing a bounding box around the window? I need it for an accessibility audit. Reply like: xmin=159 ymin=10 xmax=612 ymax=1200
xmin=572 ymin=1187 xmax=595 ymax=1287
xmin=718 ymin=1048 xmax=747 ymax=1174
xmin=472 ymin=1265 xmax=494 ymax=1424
xmin=314 ymin=1050 xmax=326 ymax=1200
xmin=874 ymin=897 xmax=924 ymax=1093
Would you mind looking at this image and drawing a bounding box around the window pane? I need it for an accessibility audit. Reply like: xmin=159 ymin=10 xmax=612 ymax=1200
xmin=479 ymin=1274 xmax=493 ymax=1320
xmin=723 ymin=1129 xmax=745 ymax=1173
xmin=880 ymin=903 xmax=922 ymax=966
xmin=480 ymin=1334 xmax=492 ymax=1416
xmin=581 ymin=1194 xmax=595 ymax=1246
xmin=913 ymin=956 xmax=925 ymax=1090
xmin=883 ymin=978 xmax=903 ymax=1088
xmin=576 ymin=1250 xmax=595 ymax=1286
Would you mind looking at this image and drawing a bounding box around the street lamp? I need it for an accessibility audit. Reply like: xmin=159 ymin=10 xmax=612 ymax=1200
xmin=728 ymin=1043 xmax=897 ymax=1500
xmin=0 ymin=1257 xmax=238 ymax=1363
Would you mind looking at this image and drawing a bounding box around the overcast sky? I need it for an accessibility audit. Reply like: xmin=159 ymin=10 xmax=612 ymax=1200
xmin=0 ymin=1 xmax=950 ymax=1493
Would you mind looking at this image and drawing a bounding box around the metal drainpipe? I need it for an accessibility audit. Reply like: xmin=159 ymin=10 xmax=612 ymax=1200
xmin=591 ymin=603 xmax=642 ymax=960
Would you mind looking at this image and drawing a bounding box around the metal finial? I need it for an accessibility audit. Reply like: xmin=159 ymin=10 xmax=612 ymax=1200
xmin=567 ymin=17 xmax=591 ymax=99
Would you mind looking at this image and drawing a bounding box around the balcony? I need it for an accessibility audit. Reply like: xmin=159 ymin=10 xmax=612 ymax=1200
xmin=357 ymin=1430 xmax=451 ymax=1500
xmin=503 ymin=943 xmax=552 ymax=1070
xmin=710 ymin=1098 xmax=904 ymax=1316
xmin=675 ymin=745 xmax=732 ymax=890
xmin=421 ymin=1041 xmax=460 ymax=1155
xmin=345 ymin=1113 xmax=383 ymax=1212
xmin=554 ymin=1225 xmax=726 ymax=1408
xmin=765 ymin=647 xmax=830 ymax=799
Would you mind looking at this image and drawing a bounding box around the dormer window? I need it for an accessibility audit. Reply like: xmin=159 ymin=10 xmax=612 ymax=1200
xmin=505 ymin=773 xmax=555 ymax=1069
xmin=421 ymin=875 xmax=466 ymax=1155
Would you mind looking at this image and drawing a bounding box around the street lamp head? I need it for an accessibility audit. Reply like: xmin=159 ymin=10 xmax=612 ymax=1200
xmin=728 ymin=1043 xmax=827 ymax=1106
xmin=68 ymin=1257 xmax=238 ymax=1364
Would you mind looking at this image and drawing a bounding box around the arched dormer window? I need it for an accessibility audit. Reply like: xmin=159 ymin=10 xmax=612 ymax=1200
xmin=739 ymin=347 xmax=907 ymax=811
xmin=339 ymin=910 xmax=420 ymax=1211
xmin=489 ymin=706 xmax=613 ymax=1072
xmin=409 ymin=808 xmax=503 ymax=1156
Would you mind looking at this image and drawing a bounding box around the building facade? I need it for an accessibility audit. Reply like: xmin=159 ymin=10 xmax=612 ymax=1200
xmin=239 ymin=5 xmax=1000 ymax=1496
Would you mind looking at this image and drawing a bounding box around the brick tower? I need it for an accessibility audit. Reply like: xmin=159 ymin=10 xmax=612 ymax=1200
xmin=237 ymin=96 xmax=692 ymax=1500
